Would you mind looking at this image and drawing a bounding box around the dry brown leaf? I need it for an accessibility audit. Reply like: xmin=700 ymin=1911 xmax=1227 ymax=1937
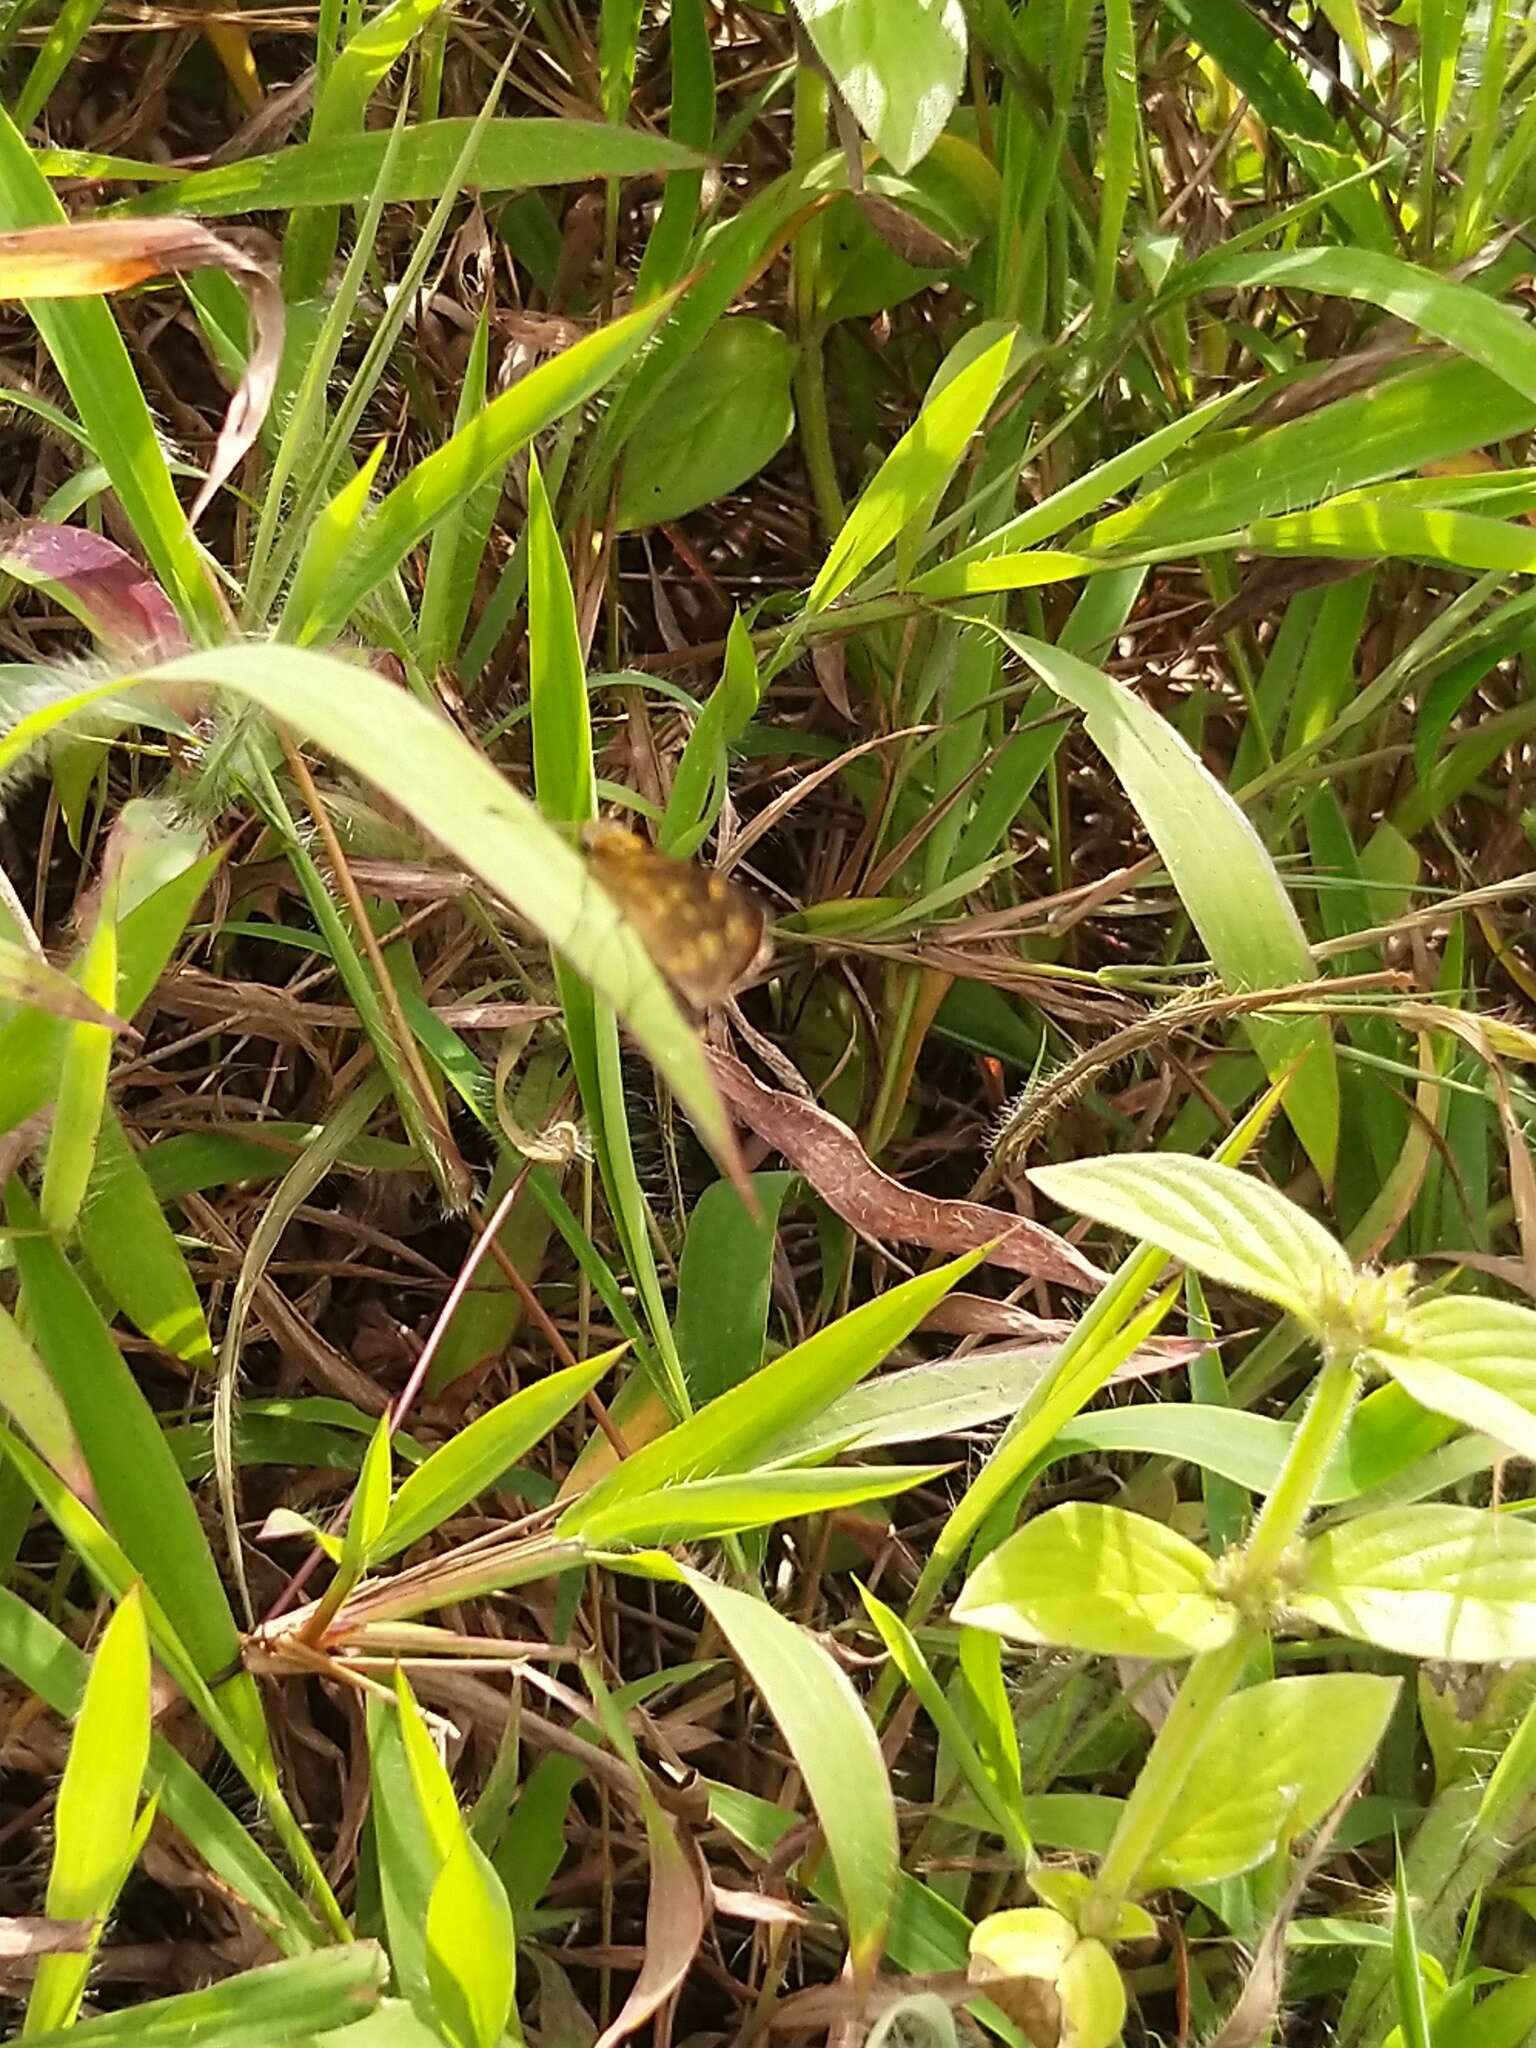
xmin=593 ymin=1812 xmax=707 ymax=2048
xmin=920 ymin=1304 xmax=1203 ymax=1380
xmin=855 ymin=192 xmax=972 ymax=269
xmin=710 ymin=1883 xmax=810 ymax=1927
xmin=0 ymin=218 xmax=282 ymax=530
xmin=0 ymin=1915 xmax=93 ymax=1966
xmin=705 ymin=1049 xmax=1107 ymax=1291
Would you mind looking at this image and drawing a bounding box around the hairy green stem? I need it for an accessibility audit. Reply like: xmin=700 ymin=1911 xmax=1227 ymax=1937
xmin=1242 ymin=1351 xmax=1360 ymax=1578
xmin=1090 ymin=1348 xmax=1362 ymax=1918
xmin=1088 ymin=1630 xmax=1256 ymax=1917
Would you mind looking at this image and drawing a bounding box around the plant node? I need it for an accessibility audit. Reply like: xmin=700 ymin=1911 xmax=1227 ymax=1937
xmin=1313 ymin=1260 xmax=1417 ymax=1367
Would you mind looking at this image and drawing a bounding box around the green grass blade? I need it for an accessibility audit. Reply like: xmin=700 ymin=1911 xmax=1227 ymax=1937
xmin=12 ymin=0 xmax=109 ymax=126
xmin=806 ymin=329 xmax=1014 ymax=614
xmin=374 ymin=1349 xmax=617 ymax=1560
xmin=674 ymin=1171 xmax=794 ymax=1400
xmin=82 ymin=645 xmax=734 ymax=1174
xmin=417 ymin=306 xmax=500 ymax=671
xmin=1192 ymin=248 xmax=1536 ymax=405
xmin=6 ymin=1179 xmax=242 ymax=1682
xmin=995 ymin=628 xmax=1339 ymax=1183
xmin=292 ymin=296 xmax=672 ymax=643
xmin=122 ymin=120 xmax=703 ymax=219
xmin=562 ymin=1248 xmax=984 ymax=1521
xmin=38 ymin=884 xmax=115 ymax=1236
xmin=18 ymin=1948 xmax=388 ymax=2048
xmin=282 ymin=0 xmax=451 ymax=306
xmin=78 ymin=1108 xmax=215 ymax=1370
xmin=25 ymin=1587 xmax=150 ymax=2035
xmin=0 ymin=1584 xmax=320 ymax=1949
xmin=619 ymin=1554 xmax=900 ymax=1978
xmin=634 ymin=0 xmax=713 ymax=301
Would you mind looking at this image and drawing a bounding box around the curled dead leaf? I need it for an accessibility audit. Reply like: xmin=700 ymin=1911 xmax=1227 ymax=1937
xmin=855 ymin=192 xmax=972 ymax=269
xmin=705 ymin=1049 xmax=1107 ymax=1292
xmin=0 ymin=933 xmax=134 ymax=1034
xmin=919 ymin=1295 xmax=1203 ymax=1373
xmin=594 ymin=1810 xmax=707 ymax=2048
xmin=0 ymin=218 xmax=282 ymax=530
xmin=0 ymin=523 xmax=186 ymax=658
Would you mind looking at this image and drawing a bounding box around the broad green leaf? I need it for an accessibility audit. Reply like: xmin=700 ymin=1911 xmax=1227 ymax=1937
xmin=122 ymin=119 xmax=704 ymax=217
xmin=673 ymin=1171 xmax=794 ymax=1399
xmin=1054 ymin=1394 xmax=1450 ymax=1509
xmin=560 ymin=1248 xmax=983 ymax=1518
xmin=969 ymin=1911 xmax=1126 ymax=2048
xmin=568 ymin=1463 xmax=946 ymax=1546
xmin=1142 ymin=1674 xmax=1399 ymax=1886
xmin=18 ymin=1948 xmax=387 ymax=2048
xmin=1053 ymin=1939 xmax=1125 ymax=2048
xmin=793 ymin=0 xmax=967 ymax=174
xmin=375 ymin=1350 xmax=615 ymax=1559
xmin=615 ymin=317 xmax=795 ymax=530
xmin=806 ymin=329 xmax=1013 ymax=612
xmin=999 ymin=631 xmax=1338 ymax=1180
xmin=614 ymin=1553 xmax=899 ymax=1974
xmin=1029 ymin=1155 xmax=1352 ymax=1325
xmin=1374 ymin=1293 xmax=1536 ymax=1465
xmin=595 ymin=165 xmax=846 ymax=496
xmin=953 ymin=1501 xmax=1236 ymax=1659
xmin=913 ymin=1085 xmax=1287 ymax=1607
xmin=26 ymin=1586 xmax=150 ymax=2034
xmin=1294 ymin=1506 xmax=1536 ymax=1660
xmin=366 ymin=1694 xmax=438 ymax=2014
xmin=393 ymin=1671 xmax=516 ymax=2048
